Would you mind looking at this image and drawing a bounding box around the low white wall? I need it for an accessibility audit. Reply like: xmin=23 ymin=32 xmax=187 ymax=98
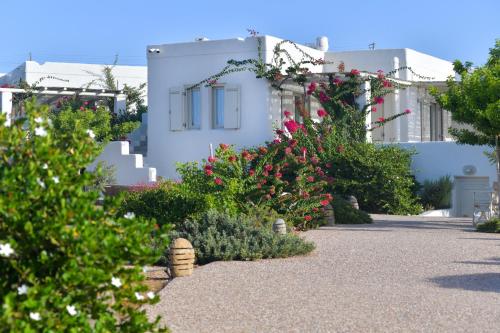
xmin=89 ymin=141 xmax=156 ymax=186
xmin=394 ymin=142 xmax=496 ymax=185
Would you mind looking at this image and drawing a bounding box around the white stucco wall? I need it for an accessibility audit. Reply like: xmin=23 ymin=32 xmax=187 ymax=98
xmin=147 ymin=36 xmax=327 ymax=178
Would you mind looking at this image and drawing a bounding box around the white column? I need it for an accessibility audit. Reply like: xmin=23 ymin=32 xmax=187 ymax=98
xmin=0 ymin=91 xmax=13 ymax=126
xmin=393 ymin=57 xmax=401 ymax=141
xmin=113 ymin=94 xmax=127 ymax=115
xmin=356 ymin=79 xmax=372 ymax=143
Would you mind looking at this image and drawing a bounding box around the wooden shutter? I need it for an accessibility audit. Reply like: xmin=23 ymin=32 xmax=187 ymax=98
xmin=169 ymin=87 xmax=184 ymax=131
xmin=223 ymin=84 xmax=240 ymax=129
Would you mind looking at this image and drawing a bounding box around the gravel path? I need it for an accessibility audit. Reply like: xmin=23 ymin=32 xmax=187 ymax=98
xmin=148 ymin=215 xmax=500 ymax=332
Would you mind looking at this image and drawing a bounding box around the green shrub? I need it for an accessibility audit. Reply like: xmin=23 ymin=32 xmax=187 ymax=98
xmin=476 ymin=218 xmax=500 ymax=233
xmin=0 ymin=101 xmax=167 ymax=332
xmin=325 ymin=142 xmax=423 ymax=215
xmin=332 ymin=197 xmax=373 ymax=224
xmin=420 ymin=175 xmax=453 ymax=210
xmin=170 ymin=211 xmax=315 ymax=265
xmin=119 ymin=181 xmax=208 ymax=228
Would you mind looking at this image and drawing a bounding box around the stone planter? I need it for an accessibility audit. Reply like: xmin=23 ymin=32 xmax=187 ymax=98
xmin=169 ymin=238 xmax=195 ymax=277
xmin=273 ymin=218 xmax=287 ymax=234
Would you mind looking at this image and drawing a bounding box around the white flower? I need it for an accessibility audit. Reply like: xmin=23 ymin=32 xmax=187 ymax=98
xmin=52 ymin=176 xmax=60 ymax=184
xmin=86 ymin=129 xmax=95 ymax=139
xmin=29 ymin=312 xmax=41 ymax=321
xmin=147 ymin=291 xmax=155 ymax=300
xmin=42 ymin=163 xmax=48 ymax=170
xmin=135 ymin=292 xmax=145 ymax=301
xmin=36 ymin=178 xmax=46 ymax=189
xmin=142 ymin=266 xmax=148 ymax=273
xmin=17 ymin=284 xmax=28 ymax=295
xmin=34 ymin=127 xmax=47 ymax=137
xmin=111 ymin=277 xmax=122 ymax=288
xmin=66 ymin=305 xmax=77 ymax=316
xmin=34 ymin=117 xmax=43 ymax=124
xmin=124 ymin=212 xmax=135 ymax=219
xmin=0 ymin=243 xmax=14 ymax=257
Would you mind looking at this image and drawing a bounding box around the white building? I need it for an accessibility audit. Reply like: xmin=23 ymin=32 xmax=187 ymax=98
xmin=147 ymin=35 xmax=496 ymax=217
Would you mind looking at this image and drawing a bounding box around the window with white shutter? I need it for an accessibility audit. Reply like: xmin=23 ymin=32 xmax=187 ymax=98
xmin=169 ymin=87 xmax=184 ymax=131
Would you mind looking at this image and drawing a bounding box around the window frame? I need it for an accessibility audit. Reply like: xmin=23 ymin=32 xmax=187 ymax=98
xmin=211 ymin=85 xmax=225 ymax=129
xmin=185 ymin=86 xmax=201 ymax=130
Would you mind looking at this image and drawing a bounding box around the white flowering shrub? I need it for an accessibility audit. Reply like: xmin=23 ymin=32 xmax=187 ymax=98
xmin=0 ymin=100 xmax=168 ymax=332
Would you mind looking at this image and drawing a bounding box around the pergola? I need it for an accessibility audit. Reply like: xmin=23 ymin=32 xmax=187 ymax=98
xmin=0 ymin=86 xmax=127 ymax=125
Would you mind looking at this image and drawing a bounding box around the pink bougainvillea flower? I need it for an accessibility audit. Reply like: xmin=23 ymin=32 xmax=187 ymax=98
xmin=304 ymin=215 xmax=312 ymax=221
xmin=256 ymin=183 xmax=262 ymax=189
xmin=264 ymin=164 xmax=273 ymax=172
xmin=79 ymin=106 xmax=85 ymax=111
xmin=350 ymin=69 xmax=360 ymax=76
xmin=283 ymin=162 xmax=289 ymax=168
xmin=311 ymin=156 xmax=319 ymax=165
xmin=214 ymin=178 xmax=223 ymax=185
xmin=302 ymin=192 xmax=310 ymax=199
xmin=228 ymin=155 xmax=237 ymax=162
xmin=377 ymin=117 xmax=385 ymax=122
xmin=258 ymin=147 xmax=268 ymax=154
xmin=300 ymin=147 xmax=307 ymax=154
xmin=284 ymin=110 xmax=292 ymax=118
xmin=326 ymin=163 xmax=332 ymax=168
xmin=273 ymin=138 xmax=281 ymax=144
xmin=320 ymin=199 xmax=329 ymax=206
xmin=84 ymin=101 xmax=89 ymax=106
xmin=289 ymin=139 xmax=298 ymax=147
xmin=208 ymin=156 xmax=217 ymax=163
xmin=307 ymin=81 xmax=317 ymax=95
xmin=319 ymin=91 xmax=330 ymax=103
xmin=205 ymin=169 xmax=214 ymax=176
xmin=404 ymin=109 xmax=411 ymax=114
xmin=383 ymin=80 xmax=392 ymax=88
xmin=333 ymin=77 xmax=342 ymax=86
xmin=262 ymin=170 xmax=269 ymax=177
xmin=307 ymin=176 xmax=315 ymax=182
xmin=284 ymin=119 xmax=300 ymax=133
xmin=219 ymin=143 xmax=229 ymax=150
xmin=285 ymin=147 xmax=292 ymax=155
xmin=203 ymin=164 xmax=212 ymax=170
xmin=317 ymin=109 xmax=327 ymax=117
xmin=375 ymin=96 xmax=384 ymax=104
xmin=371 ymin=107 xmax=377 ymax=113
xmin=249 ymin=169 xmax=255 ymax=176
xmin=241 ymin=150 xmax=253 ymax=161
xmin=276 ymin=129 xmax=284 ymax=135
xmin=275 ymin=172 xmax=282 ymax=179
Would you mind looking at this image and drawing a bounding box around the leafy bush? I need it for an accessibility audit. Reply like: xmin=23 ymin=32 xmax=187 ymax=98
xmin=119 ymin=181 xmax=208 ymax=228
xmin=170 ymin=211 xmax=315 ymax=265
xmin=332 ymin=197 xmax=373 ymax=224
xmin=476 ymin=218 xmax=500 ymax=233
xmin=324 ymin=142 xmax=423 ymax=215
xmin=0 ymin=101 xmax=167 ymax=332
xmin=420 ymin=175 xmax=453 ymax=210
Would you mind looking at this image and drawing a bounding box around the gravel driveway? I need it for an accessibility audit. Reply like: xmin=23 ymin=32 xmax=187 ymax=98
xmin=148 ymin=215 xmax=500 ymax=332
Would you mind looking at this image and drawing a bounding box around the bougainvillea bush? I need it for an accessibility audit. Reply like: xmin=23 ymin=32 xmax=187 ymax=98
xmin=0 ymin=101 xmax=168 ymax=332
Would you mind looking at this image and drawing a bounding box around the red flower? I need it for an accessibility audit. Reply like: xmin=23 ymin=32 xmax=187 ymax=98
xmin=264 ymin=164 xmax=273 ymax=172
xmin=312 ymin=207 xmax=319 ymax=212
xmin=261 ymin=179 xmax=267 ymax=184
xmin=256 ymin=183 xmax=262 ymax=189
xmin=289 ymin=140 xmax=298 ymax=148
xmin=84 ymin=101 xmax=89 ymax=106
xmin=350 ymin=69 xmax=360 ymax=76
xmin=204 ymin=164 xmax=213 ymax=170
xmin=304 ymin=215 xmax=312 ymax=221
xmin=285 ymin=147 xmax=292 ymax=155
xmin=284 ymin=119 xmax=300 ymax=133
xmin=275 ymin=172 xmax=282 ymax=179
xmin=375 ymin=96 xmax=384 ymax=104
xmin=377 ymin=117 xmax=385 ymax=123
xmin=317 ymin=109 xmax=327 ymax=117
xmin=307 ymin=176 xmax=314 ymax=182
xmin=336 ymin=145 xmax=345 ymax=153
xmin=79 ymin=106 xmax=84 ymax=111
xmin=333 ymin=77 xmax=342 ymax=86
xmin=208 ymin=156 xmax=217 ymax=163
xmin=300 ymin=147 xmax=307 ymax=155
xmin=249 ymin=169 xmax=255 ymax=176
xmin=326 ymin=163 xmax=332 ymax=168
xmin=276 ymin=129 xmax=284 ymax=135
xmin=284 ymin=110 xmax=292 ymax=118
xmin=302 ymin=192 xmax=310 ymax=199
xmin=205 ymin=169 xmax=214 ymax=176
xmin=228 ymin=155 xmax=237 ymax=162
xmin=404 ymin=109 xmax=411 ymax=114
xmin=319 ymin=91 xmax=330 ymax=103
xmin=273 ymin=138 xmax=281 ymax=144
xmin=383 ymin=80 xmax=392 ymax=88
xmin=214 ymin=178 xmax=223 ymax=185
xmin=320 ymin=199 xmax=329 ymax=206
xmin=371 ymin=107 xmax=377 ymax=113
xmin=262 ymin=170 xmax=269 ymax=177
xmin=258 ymin=147 xmax=268 ymax=154
xmin=219 ymin=143 xmax=229 ymax=150
xmin=241 ymin=150 xmax=253 ymax=161
xmin=307 ymin=82 xmax=317 ymax=95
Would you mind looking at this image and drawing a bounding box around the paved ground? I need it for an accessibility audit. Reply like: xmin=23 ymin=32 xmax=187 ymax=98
xmin=148 ymin=215 xmax=500 ymax=332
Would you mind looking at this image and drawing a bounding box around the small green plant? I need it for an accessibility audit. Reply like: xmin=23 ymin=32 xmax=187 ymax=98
xmin=170 ymin=211 xmax=315 ymax=265
xmin=0 ymin=100 xmax=168 ymax=332
xmin=420 ymin=175 xmax=453 ymax=210
xmin=476 ymin=218 xmax=500 ymax=233
xmin=332 ymin=197 xmax=373 ymax=224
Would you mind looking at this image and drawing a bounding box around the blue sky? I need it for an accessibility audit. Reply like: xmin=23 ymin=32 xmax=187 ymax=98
xmin=1 ymin=0 xmax=498 ymax=73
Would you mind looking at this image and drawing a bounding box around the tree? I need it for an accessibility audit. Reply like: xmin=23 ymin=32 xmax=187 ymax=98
xmin=431 ymin=40 xmax=500 ymax=213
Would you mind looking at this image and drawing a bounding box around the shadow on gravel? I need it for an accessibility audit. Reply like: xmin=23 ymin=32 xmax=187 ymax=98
xmin=429 ymin=273 xmax=500 ymax=293
xmin=456 ymin=257 xmax=500 ymax=266
xmin=337 ymin=220 xmax=473 ymax=232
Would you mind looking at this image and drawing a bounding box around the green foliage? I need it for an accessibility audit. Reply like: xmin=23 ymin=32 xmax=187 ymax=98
xmin=0 ymin=101 xmax=168 ymax=332
xmin=324 ymin=142 xmax=423 ymax=215
xmin=431 ymin=40 xmax=500 ymax=147
xmin=476 ymin=218 xmax=500 ymax=233
xmin=332 ymin=197 xmax=373 ymax=224
xmin=170 ymin=211 xmax=315 ymax=265
xmin=420 ymin=175 xmax=453 ymax=210
xmin=119 ymin=181 xmax=208 ymax=228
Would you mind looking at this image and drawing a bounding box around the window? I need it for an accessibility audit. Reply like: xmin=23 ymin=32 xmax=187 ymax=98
xmin=186 ymin=87 xmax=201 ymax=129
xmin=430 ymin=102 xmax=443 ymax=141
xmin=212 ymin=86 xmax=224 ymax=128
